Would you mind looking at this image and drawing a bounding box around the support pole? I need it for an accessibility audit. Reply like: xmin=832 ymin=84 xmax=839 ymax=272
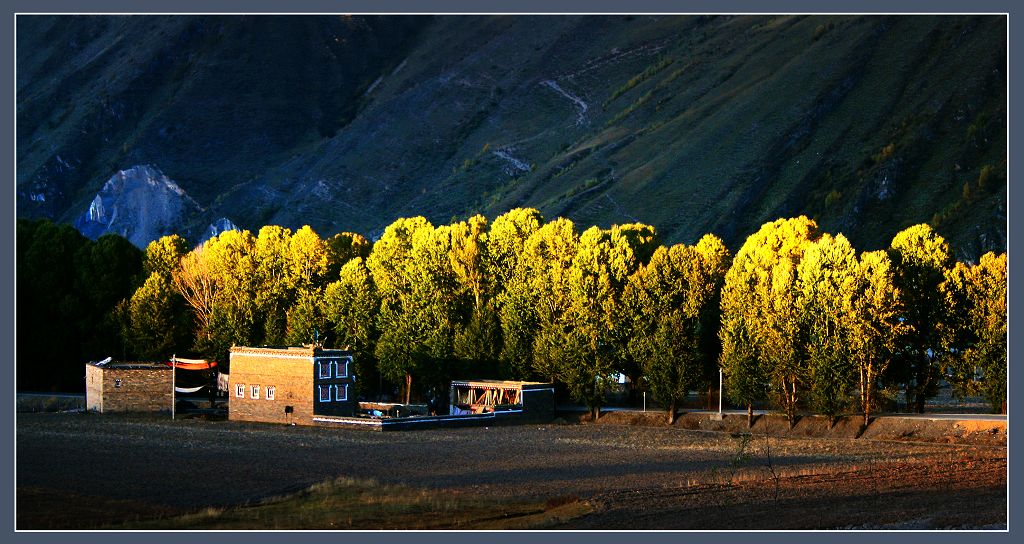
xmin=718 ymin=368 xmax=723 ymax=417
xmin=171 ymin=354 xmax=176 ymax=420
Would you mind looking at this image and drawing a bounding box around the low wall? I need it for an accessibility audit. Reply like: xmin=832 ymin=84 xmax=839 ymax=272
xmin=313 ymin=409 xmax=542 ymax=431
xmin=586 ymin=410 xmax=1006 ymax=446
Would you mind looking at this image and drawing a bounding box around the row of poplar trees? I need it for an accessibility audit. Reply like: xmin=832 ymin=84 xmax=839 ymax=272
xmin=121 ymin=210 xmax=1007 ymax=423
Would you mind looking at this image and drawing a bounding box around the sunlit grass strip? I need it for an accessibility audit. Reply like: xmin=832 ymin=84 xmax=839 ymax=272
xmin=120 ymin=477 xmax=591 ymax=530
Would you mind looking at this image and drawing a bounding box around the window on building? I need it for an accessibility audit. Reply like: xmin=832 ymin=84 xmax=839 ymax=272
xmin=338 ymin=358 xmax=349 ymax=378
xmin=114 ymin=378 xmax=122 ymax=388
xmin=251 ymin=385 xmax=260 ymax=399
xmin=319 ymin=385 xmax=331 ymax=402
xmin=336 ymin=384 xmax=348 ymax=402
xmin=236 ymin=384 xmax=245 ymax=398
xmin=318 ymin=361 xmax=332 ymax=379
xmin=266 ymin=386 xmax=276 ymax=400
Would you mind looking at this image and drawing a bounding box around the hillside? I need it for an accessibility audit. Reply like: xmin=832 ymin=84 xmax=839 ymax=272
xmin=16 ymin=15 xmax=1006 ymax=257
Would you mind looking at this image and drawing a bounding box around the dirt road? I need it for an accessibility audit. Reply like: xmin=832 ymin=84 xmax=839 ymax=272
xmin=16 ymin=412 xmax=1006 ymax=530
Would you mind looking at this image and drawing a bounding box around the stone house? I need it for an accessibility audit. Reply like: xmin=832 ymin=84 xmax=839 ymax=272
xmin=85 ymin=361 xmax=173 ymax=413
xmin=228 ymin=345 xmax=355 ymax=425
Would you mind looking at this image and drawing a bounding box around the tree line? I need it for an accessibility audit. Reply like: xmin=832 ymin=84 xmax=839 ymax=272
xmin=17 ymin=212 xmax=1006 ymax=422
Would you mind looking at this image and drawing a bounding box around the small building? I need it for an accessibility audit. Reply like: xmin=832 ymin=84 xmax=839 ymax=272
xmin=85 ymin=361 xmax=173 ymax=413
xmin=228 ymin=345 xmax=355 ymax=425
xmin=449 ymin=380 xmax=555 ymax=421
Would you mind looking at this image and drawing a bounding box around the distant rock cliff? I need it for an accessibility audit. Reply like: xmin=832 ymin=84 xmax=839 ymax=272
xmin=74 ymin=165 xmax=201 ymax=248
xmin=201 ymin=217 xmax=239 ymax=243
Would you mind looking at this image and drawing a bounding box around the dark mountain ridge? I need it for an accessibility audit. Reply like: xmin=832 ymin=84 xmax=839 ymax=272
xmin=17 ymin=15 xmax=1006 ymax=258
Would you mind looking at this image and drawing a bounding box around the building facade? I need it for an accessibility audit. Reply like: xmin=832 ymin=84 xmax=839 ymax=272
xmin=85 ymin=362 xmax=173 ymax=413
xmin=228 ymin=345 xmax=355 ymax=425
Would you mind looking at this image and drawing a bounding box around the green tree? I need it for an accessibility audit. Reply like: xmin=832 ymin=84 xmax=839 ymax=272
xmin=127 ymin=273 xmax=192 ymax=359
xmin=326 ymin=231 xmax=371 ymax=280
xmin=523 ymin=218 xmax=580 ymax=383
xmin=286 ymin=287 xmax=327 ymax=346
xmin=889 ymin=224 xmax=953 ymax=413
xmin=288 ymin=225 xmax=329 ymax=293
xmin=195 ymin=229 xmax=259 ymax=364
xmin=797 ymin=234 xmax=859 ymax=428
xmin=942 ymin=252 xmax=1006 ymax=413
xmin=847 ymin=250 xmax=908 ymax=426
xmin=624 ymin=235 xmax=729 ymax=423
xmin=325 ymin=257 xmax=380 ymax=397
xmin=720 ymin=216 xmax=819 ymax=427
xmin=143 ymin=234 xmax=188 ymax=279
xmin=487 ymin=208 xmax=544 ymax=293
xmin=253 ymin=225 xmax=293 ymax=344
xmin=367 ymin=217 xmax=437 ymax=403
xmin=450 ymin=215 xmax=501 ymax=372
xmin=490 ymin=209 xmax=545 ymax=379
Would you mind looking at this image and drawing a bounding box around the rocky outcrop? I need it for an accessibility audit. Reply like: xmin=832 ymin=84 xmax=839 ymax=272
xmin=201 ymin=217 xmax=239 ymax=243
xmin=74 ymin=165 xmax=200 ymax=248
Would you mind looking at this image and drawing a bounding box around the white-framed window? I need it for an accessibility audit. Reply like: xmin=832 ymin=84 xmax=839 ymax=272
xmin=319 ymin=385 xmax=331 ymax=402
xmin=335 ymin=384 xmax=348 ymax=402
xmin=251 ymin=385 xmax=260 ymax=399
xmin=318 ymin=361 xmax=332 ymax=379
xmin=266 ymin=386 xmax=276 ymax=400
xmin=337 ymin=358 xmax=349 ymax=378
xmin=235 ymin=384 xmax=245 ymax=398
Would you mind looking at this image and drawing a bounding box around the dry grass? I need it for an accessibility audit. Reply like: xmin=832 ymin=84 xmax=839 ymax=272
xmin=119 ymin=476 xmax=592 ymax=530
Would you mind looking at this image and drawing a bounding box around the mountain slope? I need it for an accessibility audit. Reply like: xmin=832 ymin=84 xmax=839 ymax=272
xmin=17 ymin=15 xmax=1006 ymax=258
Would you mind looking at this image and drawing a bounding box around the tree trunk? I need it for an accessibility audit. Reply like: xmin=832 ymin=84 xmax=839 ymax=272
xmin=747 ymin=403 xmax=754 ymax=428
xmin=914 ymin=392 xmax=926 ymax=414
xmin=668 ymin=398 xmax=676 ymax=425
xmin=404 ymin=372 xmax=412 ymax=405
xmin=863 ymin=366 xmax=874 ymax=428
xmin=592 ymin=405 xmax=600 ymax=421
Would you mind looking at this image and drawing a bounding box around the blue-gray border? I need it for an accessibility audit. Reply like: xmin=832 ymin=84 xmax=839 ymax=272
xmin=3 ymin=1 xmax=1017 ymax=543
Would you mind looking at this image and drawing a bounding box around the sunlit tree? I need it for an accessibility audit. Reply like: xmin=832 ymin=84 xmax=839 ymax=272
xmin=797 ymin=233 xmax=859 ymax=428
xmin=889 ymin=224 xmax=952 ymax=413
xmin=942 ymin=252 xmax=1006 ymax=413
xmin=847 ymin=250 xmax=907 ymax=426
xmin=720 ymin=216 xmax=819 ymax=427
xmin=624 ymin=235 xmax=729 ymax=423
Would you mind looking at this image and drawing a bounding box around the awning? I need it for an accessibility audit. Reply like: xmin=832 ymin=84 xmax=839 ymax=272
xmin=165 ymin=359 xmax=218 ymax=370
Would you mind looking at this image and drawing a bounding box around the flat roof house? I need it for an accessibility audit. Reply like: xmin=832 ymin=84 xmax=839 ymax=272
xmin=228 ymin=345 xmax=355 ymax=425
xmin=85 ymin=361 xmax=173 ymax=413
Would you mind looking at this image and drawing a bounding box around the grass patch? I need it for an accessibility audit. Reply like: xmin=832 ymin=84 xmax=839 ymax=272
xmin=604 ymin=56 xmax=675 ymax=107
xmin=119 ymin=477 xmax=591 ymax=530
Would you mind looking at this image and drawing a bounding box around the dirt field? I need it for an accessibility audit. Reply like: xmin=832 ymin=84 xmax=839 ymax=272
xmin=16 ymin=412 xmax=1006 ymax=530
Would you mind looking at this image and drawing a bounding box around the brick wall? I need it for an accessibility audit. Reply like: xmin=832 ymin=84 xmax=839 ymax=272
xmin=85 ymin=364 xmax=173 ymax=413
xmin=228 ymin=351 xmax=314 ymax=425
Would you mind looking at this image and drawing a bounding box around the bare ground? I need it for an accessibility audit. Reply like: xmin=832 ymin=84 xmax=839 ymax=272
xmin=15 ymin=412 xmax=1006 ymax=530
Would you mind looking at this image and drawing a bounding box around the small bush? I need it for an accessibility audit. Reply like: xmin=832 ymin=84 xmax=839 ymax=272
xmin=812 ymin=24 xmax=828 ymax=42
xmin=824 ymin=189 xmax=842 ymax=208
xmin=977 ymin=164 xmax=993 ymax=190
